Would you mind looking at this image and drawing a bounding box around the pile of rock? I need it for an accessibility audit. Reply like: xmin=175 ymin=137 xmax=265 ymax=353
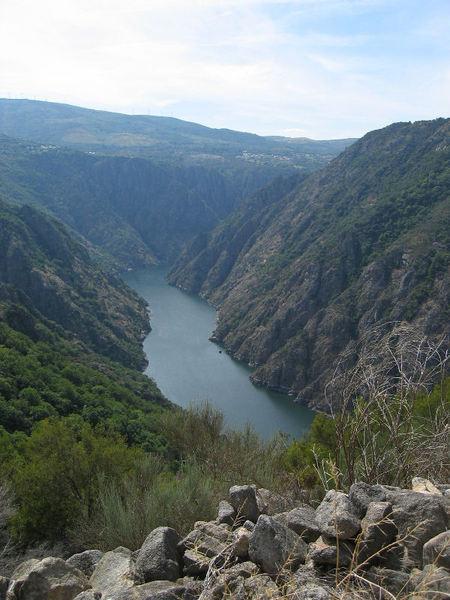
xmin=1 ymin=478 xmax=449 ymax=599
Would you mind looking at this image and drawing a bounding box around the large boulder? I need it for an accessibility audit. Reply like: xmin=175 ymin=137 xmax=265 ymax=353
xmin=228 ymin=485 xmax=259 ymax=523
xmin=423 ymin=530 xmax=450 ymax=570
xmin=315 ymin=490 xmax=361 ymax=540
xmin=248 ymin=514 xmax=307 ymax=574
xmin=66 ymin=550 xmax=103 ymax=578
xmin=134 ymin=527 xmax=181 ymax=583
xmin=89 ymin=547 xmax=134 ymax=596
xmin=274 ymin=505 xmax=320 ymax=542
xmin=7 ymin=557 xmax=90 ymax=600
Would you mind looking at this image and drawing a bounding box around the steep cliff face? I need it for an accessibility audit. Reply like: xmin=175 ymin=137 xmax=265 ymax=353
xmin=169 ymin=119 xmax=450 ymax=408
xmin=0 ymin=198 xmax=150 ymax=369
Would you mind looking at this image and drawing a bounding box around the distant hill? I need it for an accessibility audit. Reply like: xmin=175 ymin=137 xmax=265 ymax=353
xmin=0 ymin=100 xmax=353 ymax=267
xmin=0 ymin=99 xmax=354 ymax=169
xmin=169 ymin=118 xmax=450 ymax=409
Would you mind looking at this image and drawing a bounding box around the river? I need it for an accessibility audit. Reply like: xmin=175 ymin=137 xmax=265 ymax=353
xmin=124 ymin=267 xmax=314 ymax=439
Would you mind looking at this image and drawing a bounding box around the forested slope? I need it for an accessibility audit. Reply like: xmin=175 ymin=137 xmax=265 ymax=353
xmin=170 ymin=119 xmax=450 ymax=408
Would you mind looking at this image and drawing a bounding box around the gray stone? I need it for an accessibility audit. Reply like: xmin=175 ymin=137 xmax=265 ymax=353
xmin=423 ymin=530 xmax=450 ymax=570
xmin=67 ymin=550 xmax=103 ymax=578
xmin=291 ymin=585 xmax=332 ymax=600
xmin=216 ymin=501 xmax=235 ymax=526
xmin=248 ymin=514 xmax=307 ymax=574
xmin=89 ymin=547 xmax=134 ymax=596
xmin=256 ymin=488 xmax=296 ymax=516
xmin=8 ymin=557 xmax=90 ymax=600
xmin=307 ymin=536 xmax=354 ymax=568
xmin=410 ymin=564 xmax=450 ymax=598
xmin=182 ymin=549 xmax=210 ymax=577
xmin=243 ymin=520 xmax=254 ymax=532
xmin=385 ymin=490 xmax=448 ymax=568
xmin=274 ymin=505 xmax=320 ymax=542
xmin=356 ymin=501 xmax=397 ymax=565
xmin=228 ymin=485 xmax=259 ymax=523
xmin=242 ymin=574 xmax=280 ymax=599
xmin=348 ymin=483 xmax=387 ymax=518
xmin=73 ymin=592 xmax=102 ymax=600
xmin=0 ymin=576 xmax=9 ymax=600
xmin=231 ymin=526 xmax=250 ymax=559
xmin=108 ymin=579 xmax=194 ymax=599
xmin=135 ymin=527 xmax=181 ymax=583
xmin=315 ymin=490 xmax=361 ymax=540
xmin=365 ymin=566 xmax=412 ymax=596
xmin=193 ymin=521 xmax=231 ymax=544
xmin=179 ymin=529 xmax=227 ymax=559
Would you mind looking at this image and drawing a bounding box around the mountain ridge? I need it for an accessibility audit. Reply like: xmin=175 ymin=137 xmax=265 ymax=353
xmin=169 ymin=117 xmax=450 ymax=409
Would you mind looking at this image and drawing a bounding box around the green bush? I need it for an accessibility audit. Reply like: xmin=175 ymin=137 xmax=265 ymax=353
xmin=9 ymin=418 xmax=143 ymax=542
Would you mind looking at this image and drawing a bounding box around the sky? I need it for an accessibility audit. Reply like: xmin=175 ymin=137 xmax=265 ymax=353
xmin=0 ymin=0 xmax=449 ymax=139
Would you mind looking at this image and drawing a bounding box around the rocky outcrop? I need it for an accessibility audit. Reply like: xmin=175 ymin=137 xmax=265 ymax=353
xmin=4 ymin=479 xmax=449 ymax=599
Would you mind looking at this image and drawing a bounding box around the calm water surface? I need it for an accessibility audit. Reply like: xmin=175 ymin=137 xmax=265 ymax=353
xmin=125 ymin=267 xmax=313 ymax=439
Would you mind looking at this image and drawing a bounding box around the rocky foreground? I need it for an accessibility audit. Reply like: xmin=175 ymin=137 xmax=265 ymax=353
xmin=1 ymin=478 xmax=449 ymax=599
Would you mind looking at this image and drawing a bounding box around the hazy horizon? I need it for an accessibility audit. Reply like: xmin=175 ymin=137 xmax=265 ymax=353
xmin=1 ymin=1 xmax=449 ymax=139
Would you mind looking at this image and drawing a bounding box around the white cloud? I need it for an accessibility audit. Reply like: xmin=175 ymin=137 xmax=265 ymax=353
xmin=0 ymin=0 xmax=448 ymax=138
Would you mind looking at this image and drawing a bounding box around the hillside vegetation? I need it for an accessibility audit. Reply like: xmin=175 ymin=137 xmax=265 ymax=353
xmin=170 ymin=118 xmax=450 ymax=409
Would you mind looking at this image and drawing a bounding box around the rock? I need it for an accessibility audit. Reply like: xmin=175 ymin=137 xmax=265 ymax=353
xmin=307 ymin=536 xmax=354 ymax=568
xmin=66 ymin=550 xmax=103 ymax=578
xmin=221 ymin=561 xmax=259 ymax=579
xmin=315 ymin=490 xmax=361 ymax=539
xmin=291 ymin=584 xmax=332 ymax=600
xmin=231 ymin=526 xmax=250 ymax=559
xmin=199 ymin=563 xmax=259 ymax=600
xmin=412 ymin=477 xmax=442 ymax=495
xmin=242 ymin=574 xmax=280 ymax=599
xmin=348 ymin=482 xmax=387 ymax=517
xmin=274 ymin=505 xmax=320 ymax=542
xmin=7 ymin=557 xmax=90 ymax=600
xmin=73 ymin=592 xmax=102 ymax=600
xmin=365 ymin=566 xmax=412 ymax=596
xmin=243 ymin=521 xmax=254 ymax=532
xmin=182 ymin=549 xmax=211 ymax=577
xmin=107 ymin=578 xmax=197 ymax=599
xmin=89 ymin=547 xmax=134 ymax=596
xmin=0 ymin=576 xmax=9 ymax=600
xmin=423 ymin=530 xmax=450 ymax=570
xmin=228 ymin=485 xmax=259 ymax=523
xmin=135 ymin=527 xmax=181 ymax=583
xmin=193 ymin=522 xmax=231 ymax=544
xmin=248 ymin=514 xmax=307 ymax=574
xmin=216 ymin=501 xmax=235 ymax=526
xmin=410 ymin=564 xmax=450 ymax=598
xmin=179 ymin=529 xmax=227 ymax=559
xmin=385 ymin=490 xmax=448 ymax=568
xmin=356 ymin=501 xmax=397 ymax=565
xmin=256 ymin=488 xmax=296 ymax=515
